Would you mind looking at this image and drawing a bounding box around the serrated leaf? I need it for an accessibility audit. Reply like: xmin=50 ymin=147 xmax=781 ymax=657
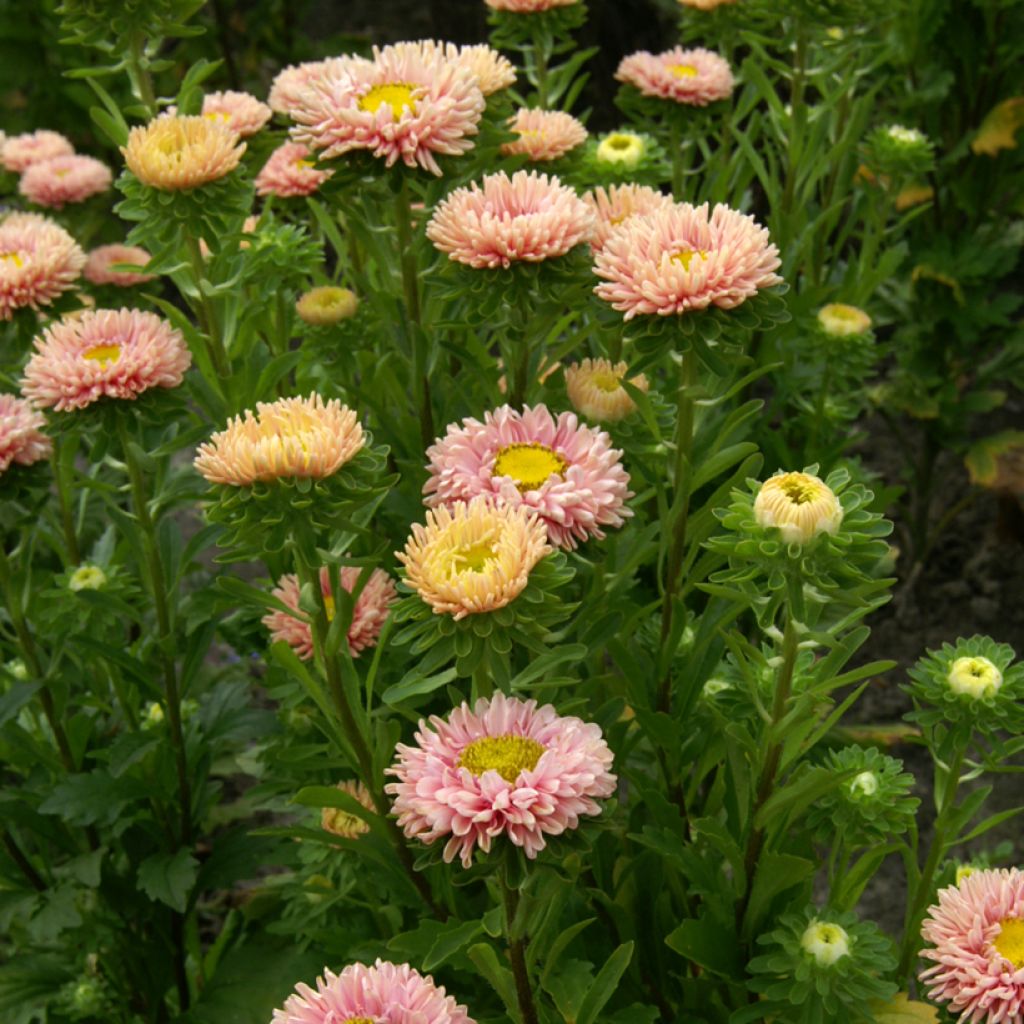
xmin=137 ymin=849 xmax=199 ymax=912
xmin=869 ymin=993 xmax=940 ymax=1023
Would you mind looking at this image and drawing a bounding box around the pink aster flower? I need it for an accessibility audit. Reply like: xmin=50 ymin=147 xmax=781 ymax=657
xmin=485 ymin=0 xmax=578 ymax=10
xmin=19 ymin=155 xmax=112 ymax=209
xmin=268 ymin=57 xmax=371 ymax=117
xmin=501 ymin=107 xmax=588 ymax=162
xmin=593 ymin=201 xmax=782 ymax=319
xmin=0 ymin=394 xmax=52 ymax=474
xmin=289 ymin=43 xmax=485 ymax=176
xmin=426 ymin=170 xmax=594 ymax=270
xmin=201 ymin=90 xmax=272 ymax=137
xmin=616 ymin=47 xmax=734 ymax=106
xmin=22 ymin=308 xmax=191 ymax=412
xmin=1 ymin=130 xmax=74 ymax=173
xmin=83 ymin=245 xmax=154 ymax=287
xmin=387 ymin=692 xmax=616 ymax=867
xmin=273 ymin=960 xmax=474 ymax=1024
xmin=254 ymin=142 xmax=332 ymax=198
xmin=424 ymin=403 xmax=632 ymax=549
xmin=584 ymin=183 xmax=674 ymax=251
xmin=262 ymin=566 xmax=397 ymax=659
xmin=0 ymin=213 xmax=85 ymax=321
xmin=920 ymin=868 xmax=1024 ymax=1024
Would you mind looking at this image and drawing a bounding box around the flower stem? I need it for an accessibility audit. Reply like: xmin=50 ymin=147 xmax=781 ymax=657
xmin=502 ymin=865 xmax=540 ymax=1024
xmin=126 ymin=33 xmax=158 ymax=117
xmin=531 ymin=37 xmax=550 ymax=108
xmin=669 ymin=117 xmax=685 ymax=200
xmin=51 ymin=436 xmax=81 ymax=565
xmin=184 ymin=236 xmax=231 ymax=382
xmin=393 ymin=180 xmax=434 ymax=451
xmin=116 ymin=418 xmax=192 ymax=846
xmin=657 ymin=347 xmax=698 ymax=714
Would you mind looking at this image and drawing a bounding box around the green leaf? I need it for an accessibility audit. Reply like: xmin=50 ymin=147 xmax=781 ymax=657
xmin=576 ymin=942 xmax=634 ymax=1024
xmin=467 ymin=943 xmax=520 ymax=1023
xmin=423 ymin=919 xmax=484 ymax=971
xmin=38 ymin=771 xmax=139 ymax=826
xmin=137 ymin=849 xmax=199 ymax=912
xmin=382 ymin=667 xmax=458 ymax=705
xmin=0 ymin=682 xmax=41 ymax=729
xmin=745 ymin=853 xmax=815 ymax=933
xmin=666 ymin=917 xmax=742 ymax=978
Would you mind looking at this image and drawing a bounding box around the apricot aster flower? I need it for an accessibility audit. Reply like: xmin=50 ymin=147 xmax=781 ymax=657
xmin=194 ymin=394 xmax=364 ymax=486
xmin=426 ymin=170 xmax=594 ymax=269
xmin=83 ymin=245 xmax=154 ymax=287
xmin=296 ymin=286 xmax=358 ymax=325
xmin=320 ymin=780 xmax=376 ymax=838
xmin=1 ymin=130 xmax=74 ymax=173
xmin=254 ymin=142 xmax=332 ymax=197
xmin=0 ymin=394 xmax=52 ymax=474
xmin=201 ymin=90 xmax=272 ymax=137
xmin=424 ymin=404 xmax=632 ymax=549
xmin=387 ymin=692 xmax=616 ymax=867
xmin=679 ymin=0 xmax=738 ymax=8
xmin=263 ymin=566 xmax=397 ymax=659
xmin=585 ymin=183 xmax=674 ymax=251
xmin=269 ymin=57 xmax=371 ymax=116
xmin=593 ymin=201 xmax=782 ymax=319
xmin=19 ymin=155 xmax=112 ymax=209
xmin=565 ymin=358 xmax=648 ymax=423
xmin=501 ymin=107 xmax=587 ymax=162
xmin=289 ymin=42 xmax=485 ymax=176
xmin=485 ymin=0 xmax=578 ymax=10
xmin=920 ymin=868 xmax=1024 ymax=1024
xmin=122 ymin=115 xmax=245 ymax=191
xmin=0 ymin=213 xmax=85 ymax=320
xmin=753 ymin=471 xmax=843 ymax=546
xmin=616 ymin=47 xmax=734 ymax=106
xmin=272 ymin=960 xmax=474 ymax=1024
xmin=385 ymin=41 xmax=516 ymax=97
xmin=21 ymin=308 xmax=191 ymax=412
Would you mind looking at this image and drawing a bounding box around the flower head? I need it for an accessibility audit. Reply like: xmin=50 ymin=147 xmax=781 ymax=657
xmin=254 ymin=142 xmax=332 ymax=198
xmin=564 ymin=358 xmax=648 ymax=423
xmin=262 ymin=566 xmax=397 ymax=659
xmin=593 ymin=201 xmax=782 ymax=319
xmin=427 ymin=170 xmax=594 ymax=269
xmin=424 ymin=404 xmax=633 ymax=549
xmin=83 ymin=245 xmax=154 ymax=287
xmin=801 ymin=921 xmax=850 ymax=966
xmin=122 ymin=115 xmax=246 ymax=191
xmin=320 ymin=780 xmax=376 ymax=838
xmin=594 ymin=131 xmax=647 ymax=169
xmin=818 ymin=303 xmax=872 ymax=337
xmin=201 ymin=90 xmax=272 ymax=137
xmin=616 ymin=47 xmax=734 ymax=106
xmin=268 ymin=57 xmax=372 ymax=116
xmin=194 ymin=394 xmax=364 ymax=487
xmin=0 ymin=394 xmax=52 ymax=474
xmin=1 ymin=130 xmax=74 ymax=173
xmin=296 ymin=286 xmax=358 ymax=325
xmin=501 ymin=107 xmax=587 ymax=162
xmin=485 ymin=0 xmax=577 ymax=9
xmin=0 ymin=212 xmax=85 ymax=320
xmin=397 ymin=497 xmax=550 ymax=618
xmin=272 ymin=960 xmax=474 ymax=1024
xmin=288 ymin=42 xmax=485 ymax=176
xmin=68 ymin=565 xmax=107 ymax=591
xmin=21 ymin=308 xmax=191 ymax=412
xmin=387 ymin=691 xmax=616 ymax=866
xmin=679 ymin=0 xmax=738 ymax=7
xmin=753 ymin=471 xmax=843 ymax=545
xmin=584 ymin=183 xmax=674 ymax=251
xmin=947 ymin=655 xmax=1003 ymax=699
xmin=19 ymin=155 xmax=112 ymax=209
xmin=920 ymin=868 xmax=1024 ymax=1023
xmin=451 ymin=43 xmax=516 ymax=95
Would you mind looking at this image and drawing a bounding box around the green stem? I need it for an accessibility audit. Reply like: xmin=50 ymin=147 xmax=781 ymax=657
xmin=780 ymin=21 xmax=807 ymax=223
xmin=0 ymin=545 xmax=75 ymax=771
xmin=51 ymin=437 xmax=81 ymax=565
xmin=807 ymin=354 xmax=834 ymax=464
xmin=502 ymin=866 xmax=540 ymax=1024
xmin=393 ymin=181 xmax=433 ymax=450
xmin=531 ymin=36 xmax=550 ymax=108
xmin=897 ymin=743 xmax=966 ymax=978
xmin=737 ymin=611 xmax=801 ymax=934
xmin=126 ymin=33 xmax=158 ymax=116
xmin=669 ymin=117 xmax=685 ymax=200
xmin=184 ymin=236 xmax=231 ymax=381
xmin=117 ymin=419 xmax=192 ymax=846
xmin=657 ymin=348 xmax=698 ymax=714
xmin=2 ymin=829 xmax=47 ymax=891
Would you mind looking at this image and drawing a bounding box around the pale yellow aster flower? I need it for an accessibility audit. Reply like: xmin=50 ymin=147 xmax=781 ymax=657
xmin=122 ymin=115 xmax=245 ymax=191
xmin=397 ymin=497 xmax=551 ymax=619
xmin=68 ymin=565 xmax=106 ymax=591
xmin=564 ymin=358 xmax=648 ymax=422
xmin=800 ymin=921 xmax=850 ymax=966
xmin=753 ymin=471 xmax=843 ymax=545
xmin=296 ymin=286 xmax=358 ymax=325
xmin=595 ymin=131 xmax=646 ymax=169
xmin=194 ymin=394 xmax=364 ymax=486
xmin=947 ymin=656 xmax=1002 ymax=699
xmin=817 ymin=303 xmax=872 ymax=337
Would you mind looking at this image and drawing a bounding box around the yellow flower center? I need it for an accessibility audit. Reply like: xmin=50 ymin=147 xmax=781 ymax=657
xmin=994 ymin=918 xmax=1024 ymax=970
xmin=204 ymin=111 xmax=232 ymax=123
xmin=493 ymin=443 xmax=568 ymax=492
xmin=359 ymin=83 xmax=417 ymax=119
xmin=592 ymin=370 xmax=623 ymax=393
xmin=1 ymin=251 xmax=25 ymax=268
xmin=83 ymin=344 xmax=121 ymax=366
xmin=54 ymin=168 xmax=70 ymax=178
xmin=458 ymin=735 xmax=546 ymax=783
xmin=607 ymin=134 xmax=636 ymax=151
xmin=780 ymin=477 xmax=821 ymax=505
xmin=294 ymin=158 xmax=316 ymax=170
xmin=671 ymin=63 xmax=698 ymax=78
xmin=452 ymin=541 xmax=497 ymax=575
xmin=947 ymin=656 xmax=1003 ymax=699
xmin=344 ymin=1019 xmax=374 ymax=1024
xmin=671 ymin=248 xmax=709 ymax=271
xmin=800 ymin=921 xmax=850 ymax=966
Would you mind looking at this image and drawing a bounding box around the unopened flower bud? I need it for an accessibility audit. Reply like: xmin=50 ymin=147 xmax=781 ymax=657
xmin=296 ymin=286 xmax=358 ymax=326
xmin=801 ymin=920 xmax=850 ymax=966
xmin=68 ymin=564 xmax=106 ymax=591
xmin=753 ymin=471 xmax=843 ymax=545
xmin=947 ymin=656 xmax=1002 ymax=699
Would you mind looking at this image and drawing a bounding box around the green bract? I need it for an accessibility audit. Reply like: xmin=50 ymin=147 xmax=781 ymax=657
xmin=739 ymin=908 xmax=897 ymax=1024
xmin=862 ymin=124 xmax=936 ymax=180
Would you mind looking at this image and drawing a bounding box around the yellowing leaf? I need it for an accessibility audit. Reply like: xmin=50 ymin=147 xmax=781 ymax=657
xmin=965 ymin=431 xmax=1024 ymax=493
xmin=870 ymin=993 xmax=940 ymax=1023
xmin=972 ymin=97 xmax=1024 ymax=156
